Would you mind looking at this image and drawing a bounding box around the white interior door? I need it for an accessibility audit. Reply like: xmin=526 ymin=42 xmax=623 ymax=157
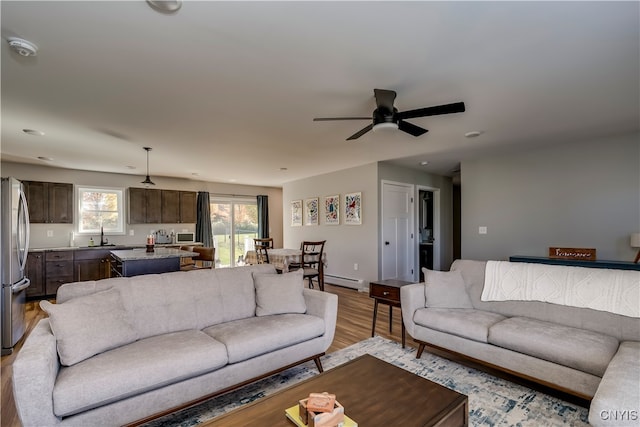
xmin=381 ymin=181 xmax=414 ymax=281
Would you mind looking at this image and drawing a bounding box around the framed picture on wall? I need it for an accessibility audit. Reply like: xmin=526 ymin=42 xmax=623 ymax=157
xmin=344 ymin=192 xmax=362 ymax=225
xmin=324 ymin=195 xmax=340 ymax=225
xmin=305 ymin=197 xmax=319 ymax=226
xmin=291 ymin=200 xmax=303 ymax=227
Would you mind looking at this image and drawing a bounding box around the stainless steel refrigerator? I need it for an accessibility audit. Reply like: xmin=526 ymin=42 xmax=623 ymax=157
xmin=1 ymin=177 xmax=31 ymax=355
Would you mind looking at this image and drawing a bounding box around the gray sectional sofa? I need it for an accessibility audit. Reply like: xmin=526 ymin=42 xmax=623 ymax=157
xmin=401 ymin=260 xmax=640 ymax=427
xmin=12 ymin=264 xmax=338 ymax=426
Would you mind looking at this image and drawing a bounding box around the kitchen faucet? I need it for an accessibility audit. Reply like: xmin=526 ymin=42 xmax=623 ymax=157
xmin=100 ymin=226 xmax=108 ymax=246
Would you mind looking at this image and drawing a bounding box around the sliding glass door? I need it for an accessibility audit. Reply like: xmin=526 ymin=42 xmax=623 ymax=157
xmin=210 ymin=197 xmax=257 ymax=267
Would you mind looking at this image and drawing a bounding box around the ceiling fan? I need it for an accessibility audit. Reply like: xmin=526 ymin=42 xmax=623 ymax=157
xmin=313 ymin=89 xmax=465 ymax=141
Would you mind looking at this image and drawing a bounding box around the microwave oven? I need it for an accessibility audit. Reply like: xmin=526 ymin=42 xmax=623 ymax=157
xmin=175 ymin=232 xmax=195 ymax=244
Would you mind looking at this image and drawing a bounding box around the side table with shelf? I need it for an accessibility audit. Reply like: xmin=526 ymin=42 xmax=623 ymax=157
xmin=369 ymin=279 xmax=414 ymax=348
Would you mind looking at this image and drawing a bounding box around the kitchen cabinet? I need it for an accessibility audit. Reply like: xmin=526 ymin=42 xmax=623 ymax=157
xmin=26 ymin=252 xmax=45 ymax=298
xmin=24 ymin=181 xmax=73 ymax=224
xmin=74 ymin=249 xmax=111 ymax=282
xmin=161 ymin=190 xmax=196 ymax=224
xmin=128 ymin=187 xmax=162 ymax=224
xmin=45 ymin=250 xmax=74 ymax=296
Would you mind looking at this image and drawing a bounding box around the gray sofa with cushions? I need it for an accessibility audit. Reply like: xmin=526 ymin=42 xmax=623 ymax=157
xmin=13 ymin=264 xmax=338 ymax=426
xmin=401 ymin=260 xmax=640 ymax=427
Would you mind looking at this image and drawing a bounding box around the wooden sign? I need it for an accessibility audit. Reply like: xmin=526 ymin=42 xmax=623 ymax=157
xmin=548 ymin=247 xmax=596 ymax=261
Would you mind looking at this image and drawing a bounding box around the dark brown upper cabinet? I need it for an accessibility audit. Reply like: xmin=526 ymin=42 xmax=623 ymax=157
xmin=23 ymin=181 xmax=73 ymax=224
xmin=128 ymin=187 xmax=162 ymax=224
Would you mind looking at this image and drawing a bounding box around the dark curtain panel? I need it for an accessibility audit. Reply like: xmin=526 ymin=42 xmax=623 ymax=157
xmin=196 ymin=192 xmax=214 ymax=247
xmin=257 ymin=195 xmax=269 ymax=238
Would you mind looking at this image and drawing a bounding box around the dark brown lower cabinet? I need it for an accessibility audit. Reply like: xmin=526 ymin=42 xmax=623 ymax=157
xmin=74 ymin=249 xmax=111 ymax=282
xmin=44 ymin=250 xmax=74 ymax=297
xmin=26 ymin=252 xmax=45 ymax=298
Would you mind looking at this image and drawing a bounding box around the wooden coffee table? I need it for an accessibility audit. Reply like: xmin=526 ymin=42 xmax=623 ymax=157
xmin=202 ymin=354 xmax=468 ymax=426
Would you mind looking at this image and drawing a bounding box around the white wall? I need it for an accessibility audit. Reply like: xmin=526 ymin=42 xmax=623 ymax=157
xmin=461 ymin=133 xmax=640 ymax=261
xmin=282 ymin=163 xmax=378 ymax=289
xmin=1 ymin=162 xmax=282 ymax=249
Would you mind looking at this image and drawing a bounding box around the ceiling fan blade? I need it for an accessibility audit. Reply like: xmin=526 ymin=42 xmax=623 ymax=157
xmin=374 ymin=89 xmax=397 ymax=111
xmin=346 ymin=124 xmax=373 ymax=140
xmin=313 ymin=117 xmax=370 ymax=121
xmin=397 ymin=102 xmax=465 ymax=120
xmin=398 ymin=120 xmax=429 ymax=137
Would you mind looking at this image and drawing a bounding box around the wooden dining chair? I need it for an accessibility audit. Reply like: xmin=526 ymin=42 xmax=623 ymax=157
xmin=181 ymin=246 xmax=215 ymax=270
xmin=290 ymin=240 xmax=326 ymax=291
xmin=254 ymin=238 xmax=273 ymax=264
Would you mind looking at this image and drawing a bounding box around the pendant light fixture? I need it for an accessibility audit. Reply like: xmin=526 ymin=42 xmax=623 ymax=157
xmin=141 ymin=147 xmax=155 ymax=187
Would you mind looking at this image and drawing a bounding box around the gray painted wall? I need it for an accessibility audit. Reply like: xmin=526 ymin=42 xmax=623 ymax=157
xmin=1 ymin=161 xmax=283 ymax=249
xmin=461 ymin=133 xmax=640 ymax=262
xmin=282 ymin=163 xmax=378 ymax=289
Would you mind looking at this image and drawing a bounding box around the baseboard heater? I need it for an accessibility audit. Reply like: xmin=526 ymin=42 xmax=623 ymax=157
xmin=324 ymin=274 xmax=365 ymax=290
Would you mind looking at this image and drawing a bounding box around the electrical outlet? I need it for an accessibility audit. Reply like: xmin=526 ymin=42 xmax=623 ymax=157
xmin=354 ymin=263 xmax=359 ymax=271
xmin=47 ymin=230 xmax=53 ymax=237
xmin=129 ymin=229 xmax=135 ymax=236
xmin=479 ymin=226 xmax=488 ymax=235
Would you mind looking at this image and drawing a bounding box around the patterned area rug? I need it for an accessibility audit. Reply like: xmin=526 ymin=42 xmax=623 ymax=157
xmin=143 ymin=336 xmax=589 ymax=426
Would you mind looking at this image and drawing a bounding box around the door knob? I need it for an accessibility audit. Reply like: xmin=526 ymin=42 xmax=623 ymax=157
xmin=385 ymin=241 xmax=390 ymax=245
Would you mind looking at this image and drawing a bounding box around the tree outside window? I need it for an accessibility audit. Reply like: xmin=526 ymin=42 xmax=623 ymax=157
xmin=77 ymin=187 xmax=124 ymax=234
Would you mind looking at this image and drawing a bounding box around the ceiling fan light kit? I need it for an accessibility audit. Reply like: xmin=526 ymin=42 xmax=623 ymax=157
xmin=314 ymin=88 xmax=465 ymax=141
xmin=372 ymin=122 xmax=399 ymax=132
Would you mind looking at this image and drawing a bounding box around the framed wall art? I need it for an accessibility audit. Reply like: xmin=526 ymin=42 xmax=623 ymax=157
xmin=305 ymin=197 xmax=319 ymax=226
xmin=324 ymin=195 xmax=340 ymax=225
xmin=344 ymin=192 xmax=362 ymax=225
xmin=291 ymin=200 xmax=302 ymax=227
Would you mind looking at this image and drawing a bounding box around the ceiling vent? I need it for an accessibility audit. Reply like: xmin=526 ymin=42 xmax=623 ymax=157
xmin=7 ymin=37 xmax=38 ymax=57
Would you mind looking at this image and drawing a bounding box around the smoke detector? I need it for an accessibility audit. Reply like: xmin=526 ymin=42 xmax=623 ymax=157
xmin=7 ymin=37 xmax=38 ymax=57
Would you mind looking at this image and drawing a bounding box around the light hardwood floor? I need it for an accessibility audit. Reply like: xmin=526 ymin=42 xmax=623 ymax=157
xmin=0 ymin=284 xmax=412 ymax=427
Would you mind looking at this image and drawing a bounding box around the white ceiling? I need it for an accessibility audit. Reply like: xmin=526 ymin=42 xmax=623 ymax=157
xmin=1 ymin=1 xmax=638 ymax=187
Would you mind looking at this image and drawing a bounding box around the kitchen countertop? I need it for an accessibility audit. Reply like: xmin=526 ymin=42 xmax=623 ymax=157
xmin=110 ymin=248 xmax=198 ymax=261
xmin=31 ymin=243 xmax=202 ymax=252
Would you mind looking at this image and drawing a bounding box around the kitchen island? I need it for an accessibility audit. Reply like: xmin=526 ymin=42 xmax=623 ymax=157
xmin=110 ymin=248 xmax=197 ymax=277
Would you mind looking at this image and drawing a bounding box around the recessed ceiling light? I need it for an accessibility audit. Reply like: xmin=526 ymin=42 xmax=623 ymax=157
xmin=146 ymin=0 xmax=182 ymax=13
xmin=23 ymin=129 xmax=45 ymax=136
xmin=228 ymin=178 xmax=237 ymax=183
xmin=464 ymin=131 xmax=483 ymax=138
xmin=126 ymin=165 xmax=137 ymax=170
xmin=37 ymin=156 xmax=53 ymax=162
xmin=420 ymin=161 xmax=429 ymax=166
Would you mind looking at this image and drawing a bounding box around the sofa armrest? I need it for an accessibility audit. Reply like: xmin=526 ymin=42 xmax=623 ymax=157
xmin=401 ymin=283 xmax=426 ymax=338
xmin=12 ymin=318 xmax=62 ymax=426
xmin=589 ymin=341 xmax=640 ymax=426
xmin=303 ymin=289 xmax=338 ymax=350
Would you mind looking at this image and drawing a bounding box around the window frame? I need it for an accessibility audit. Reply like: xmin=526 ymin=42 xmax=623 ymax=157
xmin=76 ymin=186 xmax=125 ymax=235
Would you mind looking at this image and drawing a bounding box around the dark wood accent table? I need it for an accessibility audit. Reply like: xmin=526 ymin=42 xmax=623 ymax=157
xmin=202 ymin=354 xmax=468 ymax=427
xmin=369 ymin=279 xmax=413 ymax=347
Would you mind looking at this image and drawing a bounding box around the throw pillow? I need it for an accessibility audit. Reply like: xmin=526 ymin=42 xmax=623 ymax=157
xmin=423 ymin=268 xmax=474 ymax=309
xmin=40 ymin=287 xmax=138 ymax=366
xmin=253 ymin=270 xmax=306 ymax=316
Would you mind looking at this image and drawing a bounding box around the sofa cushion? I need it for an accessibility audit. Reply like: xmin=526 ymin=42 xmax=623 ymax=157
xmin=40 ymin=288 xmax=138 ymax=366
xmin=488 ymin=316 xmax=619 ymax=377
xmin=413 ymin=307 xmax=506 ymax=343
xmin=589 ymin=341 xmax=640 ymax=427
xmin=422 ymin=268 xmax=474 ymax=309
xmin=203 ymin=313 xmax=325 ymax=363
xmin=254 ymin=270 xmax=306 ymax=316
xmin=53 ymin=330 xmax=228 ymax=417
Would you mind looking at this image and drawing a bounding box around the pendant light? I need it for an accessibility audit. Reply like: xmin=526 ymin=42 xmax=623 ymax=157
xmin=141 ymin=147 xmax=155 ymax=187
